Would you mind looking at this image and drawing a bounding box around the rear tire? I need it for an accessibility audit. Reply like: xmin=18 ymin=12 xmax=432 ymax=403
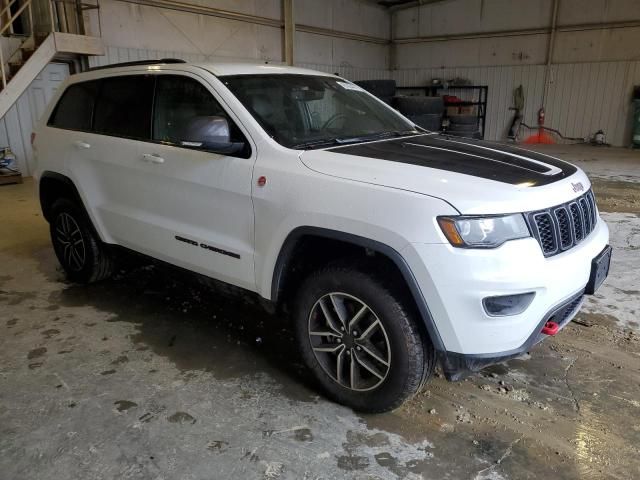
xmin=448 ymin=114 xmax=478 ymax=125
xmin=293 ymin=264 xmax=435 ymax=412
xmin=49 ymin=198 xmax=114 ymax=284
xmin=354 ymin=80 xmax=397 ymax=99
xmin=407 ymin=113 xmax=443 ymax=131
xmin=395 ymin=96 xmax=445 ymax=115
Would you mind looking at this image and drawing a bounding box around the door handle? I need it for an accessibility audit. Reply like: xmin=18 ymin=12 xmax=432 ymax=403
xmin=141 ymin=153 xmax=165 ymax=164
xmin=73 ymin=140 xmax=91 ymax=149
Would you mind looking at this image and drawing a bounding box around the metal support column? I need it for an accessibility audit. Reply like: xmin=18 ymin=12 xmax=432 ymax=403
xmin=283 ymin=0 xmax=294 ymax=66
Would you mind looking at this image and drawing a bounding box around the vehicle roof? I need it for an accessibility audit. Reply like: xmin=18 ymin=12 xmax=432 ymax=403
xmin=194 ymin=61 xmax=336 ymax=77
xmin=76 ymin=59 xmax=338 ymax=80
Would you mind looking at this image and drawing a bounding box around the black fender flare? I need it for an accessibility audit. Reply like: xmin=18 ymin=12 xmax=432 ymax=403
xmin=38 ymin=171 xmax=105 ymax=242
xmin=271 ymin=226 xmax=446 ymax=351
xmin=39 ymin=171 xmax=83 ymax=222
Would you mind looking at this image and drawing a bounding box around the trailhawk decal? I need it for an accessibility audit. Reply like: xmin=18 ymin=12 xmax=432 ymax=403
xmin=175 ymin=235 xmax=241 ymax=259
xmin=330 ymin=135 xmax=577 ymax=186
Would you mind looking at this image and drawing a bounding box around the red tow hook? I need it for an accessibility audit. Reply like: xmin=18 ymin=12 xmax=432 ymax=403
xmin=541 ymin=321 xmax=560 ymax=336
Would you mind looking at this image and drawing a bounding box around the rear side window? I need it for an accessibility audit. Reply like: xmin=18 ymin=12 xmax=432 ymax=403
xmin=93 ymin=75 xmax=154 ymax=140
xmin=48 ymin=81 xmax=99 ymax=131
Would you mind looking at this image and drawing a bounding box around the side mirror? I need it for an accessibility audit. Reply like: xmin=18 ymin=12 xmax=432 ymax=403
xmin=179 ymin=116 xmax=245 ymax=155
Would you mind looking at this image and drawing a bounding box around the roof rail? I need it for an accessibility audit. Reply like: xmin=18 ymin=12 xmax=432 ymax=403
xmin=87 ymin=58 xmax=187 ymax=72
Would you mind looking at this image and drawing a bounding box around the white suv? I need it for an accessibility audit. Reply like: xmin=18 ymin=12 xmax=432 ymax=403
xmin=33 ymin=59 xmax=611 ymax=412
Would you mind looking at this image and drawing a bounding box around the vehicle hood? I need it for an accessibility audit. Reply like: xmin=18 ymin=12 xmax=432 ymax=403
xmin=299 ymin=134 xmax=591 ymax=214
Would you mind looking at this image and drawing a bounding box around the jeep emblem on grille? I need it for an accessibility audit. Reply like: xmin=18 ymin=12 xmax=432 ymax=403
xmin=571 ymin=182 xmax=584 ymax=193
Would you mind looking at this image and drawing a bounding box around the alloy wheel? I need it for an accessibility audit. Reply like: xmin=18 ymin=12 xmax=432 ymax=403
xmin=308 ymin=292 xmax=391 ymax=391
xmin=54 ymin=212 xmax=86 ymax=272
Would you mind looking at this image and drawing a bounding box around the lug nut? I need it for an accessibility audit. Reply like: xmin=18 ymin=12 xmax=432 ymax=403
xmin=356 ymin=346 xmax=361 ymax=351
xmin=353 ymin=331 xmax=358 ymax=336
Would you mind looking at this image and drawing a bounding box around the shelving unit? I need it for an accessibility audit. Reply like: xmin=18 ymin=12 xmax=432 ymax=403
xmin=396 ymin=85 xmax=488 ymax=139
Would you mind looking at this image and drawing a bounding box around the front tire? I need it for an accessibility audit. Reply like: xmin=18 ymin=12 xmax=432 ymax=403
xmin=50 ymin=198 xmax=114 ymax=284
xmin=294 ymin=265 xmax=435 ymax=413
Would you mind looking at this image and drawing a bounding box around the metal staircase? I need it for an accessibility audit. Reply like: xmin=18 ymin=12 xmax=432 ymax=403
xmin=0 ymin=0 xmax=104 ymax=119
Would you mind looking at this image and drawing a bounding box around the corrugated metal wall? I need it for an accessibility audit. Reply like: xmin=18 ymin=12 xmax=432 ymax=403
xmin=0 ymin=63 xmax=70 ymax=176
xmin=296 ymin=62 xmax=390 ymax=81
xmin=393 ymin=61 xmax=640 ymax=147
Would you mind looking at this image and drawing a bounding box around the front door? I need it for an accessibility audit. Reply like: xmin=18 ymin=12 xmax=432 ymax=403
xmin=128 ymin=73 xmax=257 ymax=291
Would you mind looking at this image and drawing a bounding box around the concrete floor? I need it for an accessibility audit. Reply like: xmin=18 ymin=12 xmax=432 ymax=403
xmin=1 ymin=145 xmax=639 ymax=480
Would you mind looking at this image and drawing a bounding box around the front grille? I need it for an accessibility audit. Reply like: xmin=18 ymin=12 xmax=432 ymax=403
xmin=533 ymin=212 xmax=556 ymax=254
xmin=527 ymin=190 xmax=598 ymax=257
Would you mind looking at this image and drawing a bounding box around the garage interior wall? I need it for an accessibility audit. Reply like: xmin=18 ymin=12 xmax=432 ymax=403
xmin=391 ymin=0 xmax=640 ymax=146
xmin=86 ymin=0 xmax=391 ymax=76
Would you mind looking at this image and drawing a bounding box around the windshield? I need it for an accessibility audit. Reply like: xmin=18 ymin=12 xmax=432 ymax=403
xmin=220 ymin=74 xmax=418 ymax=149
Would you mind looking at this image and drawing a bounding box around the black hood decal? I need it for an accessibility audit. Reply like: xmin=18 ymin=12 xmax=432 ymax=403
xmin=330 ymin=135 xmax=577 ymax=186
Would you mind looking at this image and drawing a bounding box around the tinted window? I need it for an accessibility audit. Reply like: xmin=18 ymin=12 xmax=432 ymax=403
xmin=93 ymin=75 xmax=154 ymax=139
xmin=49 ymin=81 xmax=99 ymax=131
xmin=152 ymin=75 xmax=247 ymax=151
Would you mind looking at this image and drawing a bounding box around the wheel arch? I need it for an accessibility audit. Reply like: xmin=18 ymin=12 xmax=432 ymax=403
xmin=39 ymin=171 xmax=84 ymax=223
xmin=39 ymin=171 xmax=106 ymax=243
xmin=271 ymin=226 xmax=445 ymax=351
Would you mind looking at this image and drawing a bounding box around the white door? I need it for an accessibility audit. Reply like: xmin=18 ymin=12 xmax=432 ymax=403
xmin=131 ymin=73 xmax=257 ymax=291
xmin=77 ymin=72 xmax=257 ymax=292
xmin=28 ymin=63 xmax=70 ymax=121
xmin=0 ymin=62 xmax=69 ymax=175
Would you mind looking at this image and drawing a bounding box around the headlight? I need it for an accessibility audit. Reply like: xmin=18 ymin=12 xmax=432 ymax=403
xmin=437 ymin=214 xmax=530 ymax=248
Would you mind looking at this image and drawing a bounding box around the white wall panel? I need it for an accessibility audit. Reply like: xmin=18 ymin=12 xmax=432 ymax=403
xmin=88 ymin=43 xmax=389 ymax=82
xmin=393 ymin=0 xmax=640 ymax=66
xmin=90 ymin=0 xmax=390 ymax=67
xmin=296 ymin=0 xmax=389 ymax=39
xmin=295 ymin=30 xmax=389 ymax=69
xmin=393 ymin=61 xmax=640 ymax=146
xmin=90 ymin=0 xmax=283 ymax=62
xmin=296 ymin=61 xmax=390 ymax=81
xmin=394 ymin=0 xmax=553 ymax=39
xmin=394 ymin=34 xmax=549 ymax=69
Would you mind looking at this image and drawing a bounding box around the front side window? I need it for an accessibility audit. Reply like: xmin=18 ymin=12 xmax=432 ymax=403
xmin=48 ymin=81 xmax=100 ymax=131
xmin=93 ymin=75 xmax=154 ymax=140
xmin=221 ymin=74 xmax=417 ymax=149
xmin=152 ymin=75 xmax=249 ymax=156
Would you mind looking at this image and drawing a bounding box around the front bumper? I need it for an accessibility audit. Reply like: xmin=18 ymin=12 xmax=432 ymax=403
xmin=438 ymin=289 xmax=585 ymax=380
xmin=401 ymin=216 xmax=609 ymax=368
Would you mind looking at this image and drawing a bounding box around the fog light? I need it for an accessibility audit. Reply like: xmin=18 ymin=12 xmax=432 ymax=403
xmin=483 ymin=292 xmax=535 ymax=316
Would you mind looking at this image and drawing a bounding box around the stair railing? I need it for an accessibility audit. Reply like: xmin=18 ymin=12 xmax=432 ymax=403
xmin=0 ymin=0 xmax=34 ymax=88
xmin=0 ymin=0 xmax=98 ymax=89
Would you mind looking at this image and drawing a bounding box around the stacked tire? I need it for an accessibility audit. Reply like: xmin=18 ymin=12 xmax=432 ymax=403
xmin=354 ymin=80 xmax=397 ymax=105
xmin=393 ymin=96 xmax=444 ymax=132
xmin=447 ymin=114 xmax=481 ymax=139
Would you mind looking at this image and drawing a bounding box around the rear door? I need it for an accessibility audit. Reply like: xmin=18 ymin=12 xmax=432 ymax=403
xmin=65 ymin=74 xmax=157 ymax=249
xmin=129 ymin=73 xmax=257 ymax=291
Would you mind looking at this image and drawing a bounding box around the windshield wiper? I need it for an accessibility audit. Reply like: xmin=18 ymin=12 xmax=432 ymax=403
xmin=335 ymin=130 xmax=420 ymax=145
xmin=291 ymin=138 xmax=340 ymax=150
xmin=291 ymin=130 xmax=422 ymax=150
